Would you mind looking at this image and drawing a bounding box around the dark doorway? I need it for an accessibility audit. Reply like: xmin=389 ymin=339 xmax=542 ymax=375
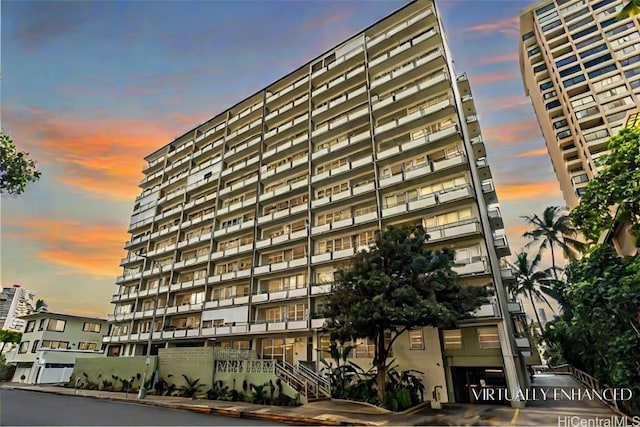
xmin=450 ymin=366 xmax=508 ymax=404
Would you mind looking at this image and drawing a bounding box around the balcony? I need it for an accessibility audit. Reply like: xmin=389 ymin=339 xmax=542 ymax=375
xmin=311 ymin=106 xmax=369 ymax=141
xmin=251 ymin=287 xmax=308 ymax=304
xmin=425 ymin=219 xmax=481 ymax=243
xmin=377 ymin=125 xmax=459 ymax=161
xmin=267 ymin=75 xmax=309 ymax=104
xmin=226 ymin=119 xmax=262 ymax=148
xmin=204 ymin=295 xmax=250 ymax=309
xmin=469 ymin=135 xmax=486 ymax=160
xmin=261 ymin=156 xmax=308 ymax=181
xmin=208 ymin=268 xmax=252 ymax=284
xmin=493 ymin=235 xmax=511 ymax=257
xmin=259 ymin=178 xmax=308 ymax=203
xmin=515 ymin=336 xmax=532 ymax=348
xmin=311 ymin=317 xmax=327 ymax=329
xmin=216 ymin=198 xmax=256 ymax=218
xmin=312 ymin=44 xmax=364 ymax=81
xmin=312 ymin=64 xmax=366 ymax=102
xmin=311 ymin=155 xmax=372 ymax=185
xmin=310 ymin=182 xmax=376 ymax=209
xmin=312 ymin=86 xmax=367 ymax=123
xmin=369 ymin=28 xmax=439 ymax=72
xmin=311 ymin=283 xmax=332 ymax=295
xmin=311 ymin=212 xmax=377 ymax=236
xmin=508 ymin=301 xmax=524 ymax=313
xmin=312 ymin=130 xmax=371 ymax=161
xmin=370 ymin=48 xmax=444 ymax=94
xmin=210 ymin=243 xmax=253 ymax=262
xmin=253 ymin=256 xmax=308 ymax=275
xmin=481 ymin=179 xmax=497 ymax=205
xmin=257 ymin=202 xmax=308 ymax=225
xmin=476 ymin=158 xmax=492 ymax=180
xmin=263 ymin=132 xmax=308 ymax=161
xmin=379 ymin=153 xmax=467 ymax=191
xmin=368 ymin=7 xmax=434 ymax=55
xmin=168 ymin=277 xmax=206 ymax=292
xmin=472 ymin=298 xmax=499 ymax=318
xmin=374 ymin=98 xmax=453 ymax=140
xmin=372 ymin=72 xmax=449 ymax=118
xmin=452 ymin=257 xmax=489 ymax=276
xmin=311 ymin=247 xmax=364 ymax=264
xmin=213 ymin=218 xmax=255 ymax=238
xmin=263 ymin=113 xmax=308 ymax=144
xmin=501 ymin=267 xmax=516 ymax=283
xmin=220 ymin=156 xmax=259 ymax=180
xmin=224 ymin=135 xmax=261 ymax=163
xmin=256 ymin=229 xmax=307 ymax=249
xmin=250 ymin=320 xmax=309 ymax=333
xmin=488 ymin=207 xmax=504 ymax=230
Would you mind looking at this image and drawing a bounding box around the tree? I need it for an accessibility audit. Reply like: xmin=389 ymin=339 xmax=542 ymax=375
xmin=507 ymin=252 xmax=556 ymax=332
xmin=616 ymin=0 xmax=640 ymax=19
xmin=0 ymin=130 xmax=41 ymax=195
xmin=0 ymin=330 xmax=23 ymax=354
xmin=571 ymin=127 xmax=640 ymax=244
xmin=522 ymin=206 xmax=582 ymax=279
xmin=35 ymin=299 xmax=48 ymax=311
xmin=324 ymin=225 xmax=490 ymax=405
xmin=543 ymin=245 xmax=640 ymax=415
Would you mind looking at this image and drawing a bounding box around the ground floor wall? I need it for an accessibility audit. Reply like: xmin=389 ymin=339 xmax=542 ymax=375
xmin=12 ymin=351 xmax=104 ymax=384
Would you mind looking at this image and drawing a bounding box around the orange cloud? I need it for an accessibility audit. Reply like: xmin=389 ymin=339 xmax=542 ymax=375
xmin=475 ymin=53 xmax=519 ymax=66
xmin=483 ymin=120 xmax=541 ymax=143
xmin=516 ymin=148 xmax=548 ymax=158
xmin=469 ymin=71 xmax=520 ymax=85
xmin=5 ymin=106 xmax=187 ymax=200
xmin=64 ymin=308 xmax=108 ymax=318
xmin=4 ymin=215 xmax=128 ymax=278
xmin=496 ymin=181 xmax=562 ymax=201
xmin=463 ymin=16 xmax=519 ymax=38
xmin=480 ymin=95 xmax=531 ymax=112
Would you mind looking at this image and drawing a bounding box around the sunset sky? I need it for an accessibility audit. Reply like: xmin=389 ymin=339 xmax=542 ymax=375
xmin=1 ymin=0 xmax=564 ymax=318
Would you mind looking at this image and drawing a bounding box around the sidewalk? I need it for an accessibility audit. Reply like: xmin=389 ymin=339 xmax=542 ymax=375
xmin=1 ymin=383 xmax=480 ymax=426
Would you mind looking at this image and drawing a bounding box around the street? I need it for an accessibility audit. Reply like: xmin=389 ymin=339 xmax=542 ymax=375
xmin=0 ymin=389 xmax=281 ymax=426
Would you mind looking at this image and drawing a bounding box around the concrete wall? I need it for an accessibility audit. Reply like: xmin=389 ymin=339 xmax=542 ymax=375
xmin=73 ymin=355 xmax=157 ymax=390
xmin=213 ymin=360 xmax=298 ymax=402
xmin=158 ymin=347 xmax=214 ymax=389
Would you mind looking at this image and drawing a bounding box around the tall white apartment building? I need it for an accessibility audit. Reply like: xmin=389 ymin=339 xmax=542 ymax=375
xmin=106 ymin=0 xmax=529 ymax=404
xmin=0 ymin=284 xmax=36 ymax=331
xmin=519 ymin=0 xmax=640 ymax=208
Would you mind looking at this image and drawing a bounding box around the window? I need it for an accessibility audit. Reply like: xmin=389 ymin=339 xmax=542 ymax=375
xmin=571 ymin=26 xmax=597 ymax=40
xmin=539 ymin=81 xmax=553 ymax=91
xmin=18 ymin=341 xmax=29 ymax=354
xmin=522 ymin=31 xmax=534 ymax=41
xmin=567 ymin=16 xmax=593 ymax=31
xmin=543 ymin=90 xmax=557 ymax=100
xmin=563 ymin=75 xmax=586 ymax=88
xmin=478 ymin=327 xmax=500 ymax=349
xmin=546 ymin=100 xmax=561 ymax=110
xmin=25 ymin=320 xmax=35 ymax=333
xmin=46 ymin=319 xmax=66 ymax=332
xmin=319 ymin=335 xmax=331 ymax=355
xmin=583 ymin=54 xmax=612 ymax=70
xmin=535 ymin=3 xmax=555 ymax=15
xmin=31 ymin=340 xmax=39 ymax=353
xmin=443 ymin=330 xmax=462 ymax=350
xmin=41 ymin=340 xmax=70 ymax=350
xmin=287 ymin=303 xmax=306 ymax=321
xmin=409 ymin=329 xmax=425 ymax=350
xmin=78 ymin=342 xmax=99 ymax=351
xmin=579 ymin=44 xmax=607 ymax=60
xmin=556 ymin=129 xmax=572 ymax=140
xmin=575 ymin=34 xmax=603 ymax=50
xmin=266 ymin=307 xmax=283 ymax=323
xmin=559 ymin=65 xmax=582 ymax=78
xmin=533 ymin=63 xmax=547 ymax=73
xmin=555 ymin=55 xmax=577 ymax=68
xmin=83 ymin=322 xmax=102 ymax=333
xmin=592 ymin=0 xmax=615 ymax=11
xmin=527 ymin=46 xmax=540 ymax=57
xmin=38 ymin=319 xmax=46 ymax=331
xmin=553 ymin=119 xmax=568 ymax=129
xmin=588 ymin=65 xmax=617 ymax=79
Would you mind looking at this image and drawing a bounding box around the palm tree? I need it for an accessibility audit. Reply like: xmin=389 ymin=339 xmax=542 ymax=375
xmin=508 ymin=252 xmax=556 ymax=332
xmin=616 ymin=0 xmax=640 ymax=20
xmin=521 ymin=206 xmax=582 ymax=280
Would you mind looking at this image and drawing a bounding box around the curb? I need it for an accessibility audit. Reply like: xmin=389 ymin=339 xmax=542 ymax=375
xmin=3 ymin=386 xmax=374 ymax=426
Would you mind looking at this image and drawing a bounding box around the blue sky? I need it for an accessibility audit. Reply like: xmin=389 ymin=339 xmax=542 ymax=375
xmin=1 ymin=0 xmax=564 ymax=317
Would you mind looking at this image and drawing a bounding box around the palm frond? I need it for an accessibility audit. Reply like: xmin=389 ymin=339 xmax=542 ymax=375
xmin=616 ymin=0 xmax=640 ymax=19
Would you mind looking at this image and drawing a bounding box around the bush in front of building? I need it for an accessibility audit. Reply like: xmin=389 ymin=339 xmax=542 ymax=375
xmin=0 ymin=355 xmax=16 ymax=382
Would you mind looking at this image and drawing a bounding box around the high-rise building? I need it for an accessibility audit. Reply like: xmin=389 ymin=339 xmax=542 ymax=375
xmin=519 ymin=0 xmax=640 ymax=209
xmin=0 ymin=284 xmax=36 ymax=331
xmin=106 ymin=0 xmax=529 ymax=405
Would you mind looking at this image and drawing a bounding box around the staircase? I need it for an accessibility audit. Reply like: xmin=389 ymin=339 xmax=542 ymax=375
xmin=275 ymin=360 xmax=331 ymax=401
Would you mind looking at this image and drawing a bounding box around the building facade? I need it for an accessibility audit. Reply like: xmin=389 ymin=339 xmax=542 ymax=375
xmin=6 ymin=312 xmax=107 ymax=384
xmin=105 ymin=0 xmax=529 ymax=405
xmin=0 ymin=284 xmax=36 ymax=331
xmin=519 ymin=0 xmax=640 ymax=209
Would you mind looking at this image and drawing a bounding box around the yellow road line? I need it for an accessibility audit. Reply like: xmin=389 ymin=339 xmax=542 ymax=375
xmin=510 ymin=408 xmax=520 ymax=426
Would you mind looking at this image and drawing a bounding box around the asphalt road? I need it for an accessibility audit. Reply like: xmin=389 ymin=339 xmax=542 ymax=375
xmin=0 ymin=389 xmax=281 ymax=426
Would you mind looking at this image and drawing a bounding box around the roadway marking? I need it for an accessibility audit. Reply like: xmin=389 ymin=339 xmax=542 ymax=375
xmin=510 ymin=408 xmax=520 ymax=426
